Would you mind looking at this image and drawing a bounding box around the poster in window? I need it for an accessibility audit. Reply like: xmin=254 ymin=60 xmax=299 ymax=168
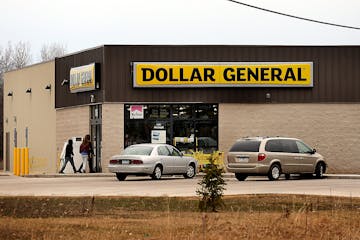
xmin=130 ymin=105 xmax=144 ymax=119
xmin=151 ymin=130 xmax=166 ymax=144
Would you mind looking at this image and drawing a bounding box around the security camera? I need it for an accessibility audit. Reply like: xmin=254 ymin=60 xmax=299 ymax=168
xmin=61 ymin=79 xmax=69 ymax=86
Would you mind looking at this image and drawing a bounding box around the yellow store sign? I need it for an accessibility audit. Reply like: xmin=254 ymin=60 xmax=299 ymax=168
xmin=70 ymin=63 xmax=96 ymax=93
xmin=133 ymin=62 xmax=313 ymax=88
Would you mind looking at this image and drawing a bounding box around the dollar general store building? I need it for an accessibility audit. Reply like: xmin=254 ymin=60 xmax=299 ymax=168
xmin=3 ymin=45 xmax=360 ymax=174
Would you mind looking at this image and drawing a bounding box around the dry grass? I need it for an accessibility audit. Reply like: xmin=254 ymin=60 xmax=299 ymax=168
xmin=0 ymin=195 xmax=359 ymax=240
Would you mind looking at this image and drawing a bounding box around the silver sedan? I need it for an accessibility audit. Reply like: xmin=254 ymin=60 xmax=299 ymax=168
xmin=108 ymin=143 xmax=198 ymax=181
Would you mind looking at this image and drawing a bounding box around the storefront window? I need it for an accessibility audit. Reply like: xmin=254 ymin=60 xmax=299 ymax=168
xmin=125 ymin=120 xmax=170 ymax=146
xmin=143 ymin=105 xmax=171 ymax=119
xmin=196 ymin=104 xmax=218 ymax=119
xmin=124 ymin=104 xmax=218 ymax=153
xmin=159 ymin=105 xmax=170 ymax=119
xmin=148 ymin=105 xmax=159 ymax=119
xmin=173 ymin=120 xmax=195 ymax=154
xmin=173 ymin=105 xmax=192 ymax=119
xmin=196 ymin=120 xmax=218 ymax=154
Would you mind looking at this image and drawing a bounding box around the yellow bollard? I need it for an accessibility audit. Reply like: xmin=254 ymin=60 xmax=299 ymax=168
xmin=15 ymin=148 xmax=18 ymax=176
xmin=13 ymin=148 xmax=17 ymax=175
xmin=16 ymin=148 xmax=21 ymax=176
xmin=25 ymin=148 xmax=29 ymax=175
xmin=21 ymin=148 xmax=25 ymax=176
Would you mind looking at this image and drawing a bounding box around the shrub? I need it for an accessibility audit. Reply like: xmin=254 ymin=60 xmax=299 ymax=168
xmin=196 ymin=152 xmax=226 ymax=212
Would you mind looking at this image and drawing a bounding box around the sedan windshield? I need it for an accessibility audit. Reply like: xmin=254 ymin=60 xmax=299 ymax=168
xmin=123 ymin=145 xmax=154 ymax=156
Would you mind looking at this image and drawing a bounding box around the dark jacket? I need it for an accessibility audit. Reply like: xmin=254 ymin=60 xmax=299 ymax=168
xmin=65 ymin=143 xmax=74 ymax=158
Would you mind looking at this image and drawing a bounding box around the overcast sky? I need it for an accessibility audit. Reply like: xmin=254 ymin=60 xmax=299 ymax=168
xmin=1 ymin=0 xmax=359 ymax=62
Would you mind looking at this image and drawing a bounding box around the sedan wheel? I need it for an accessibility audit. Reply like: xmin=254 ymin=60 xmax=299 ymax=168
xmin=268 ymin=164 xmax=281 ymax=181
xmin=116 ymin=173 xmax=127 ymax=181
xmin=184 ymin=164 xmax=196 ymax=179
xmin=151 ymin=165 xmax=162 ymax=180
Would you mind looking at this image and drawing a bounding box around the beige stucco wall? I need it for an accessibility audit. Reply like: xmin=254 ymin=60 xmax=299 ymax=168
xmin=3 ymin=61 xmax=56 ymax=174
xmin=102 ymin=103 xmax=124 ymax=172
xmin=219 ymin=103 xmax=360 ymax=173
xmin=56 ymin=105 xmax=89 ymax=171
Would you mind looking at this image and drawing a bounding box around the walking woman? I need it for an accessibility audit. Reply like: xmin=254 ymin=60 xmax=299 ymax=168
xmin=78 ymin=134 xmax=94 ymax=173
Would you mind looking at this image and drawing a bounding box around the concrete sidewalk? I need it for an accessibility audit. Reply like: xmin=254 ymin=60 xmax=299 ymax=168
xmin=1 ymin=171 xmax=360 ymax=179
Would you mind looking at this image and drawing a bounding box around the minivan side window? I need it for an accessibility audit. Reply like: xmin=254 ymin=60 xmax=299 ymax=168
xmin=296 ymin=141 xmax=312 ymax=153
xmin=265 ymin=139 xmax=298 ymax=153
xmin=229 ymin=141 xmax=261 ymax=152
xmin=281 ymin=140 xmax=299 ymax=153
xmin=265 ymin=140 xmax=282 ymax=152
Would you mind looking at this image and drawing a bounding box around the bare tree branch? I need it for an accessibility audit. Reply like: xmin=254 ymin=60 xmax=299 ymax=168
xmin=0 ymin=42 xmax=15 ymax=84
xmin=40 ymin=43 xmax=67 ymax=61
xmin=12 ymin=41 xmax=32 ymax=69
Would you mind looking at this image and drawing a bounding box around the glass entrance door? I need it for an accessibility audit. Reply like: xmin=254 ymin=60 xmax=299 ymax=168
xmin=90 ymin=104 xmax=102 ymax=172
xmin=5 ymin=132 xmax=10 ymax=171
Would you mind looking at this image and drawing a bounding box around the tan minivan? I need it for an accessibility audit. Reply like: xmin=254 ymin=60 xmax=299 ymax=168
xmin=226 ymin=137 xmax=327 ymax=181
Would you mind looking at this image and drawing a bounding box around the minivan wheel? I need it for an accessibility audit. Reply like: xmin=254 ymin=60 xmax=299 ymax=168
xmin=235 ymin=173 xmax=247 ymax=181
xmin=268 ymin=164 xmax=281 ymax=181
xmin=315 ymin=162 xmax=325 ymax=179
xmin=151 ymin=165 xmax=163 ymax=180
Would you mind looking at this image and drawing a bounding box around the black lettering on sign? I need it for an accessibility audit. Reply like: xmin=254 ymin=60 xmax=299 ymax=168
xmin=204 ymin=68 xmax=215 ymax=81
xmin=169 ymin=68 xmax=178 ymax=81
xmin=261 ymin=68 xmax=270 ymax=81
xmin=156 ymin=68 xmax=167 ymax=81
xmin=179 ymin=68 xmax=189 ymax=81
xmin=284 ymin=68 xmax=296 ymax=81
xmin=236 ymin=68 xmax=246 ymax=81
xmin=271 ymin=68 xmax=282 ymax=81
xmin=190 ymin=68 xmax=202 ymax=81
xmin=223 ymin=68 xmax=235 ymax=81
xmin=248 ymin=68 xmax=258 ymax=81
xmin=142 ymin=68 xmax=154 ymax=81
xmin=297 ymin=68 xmax=307 ymax=81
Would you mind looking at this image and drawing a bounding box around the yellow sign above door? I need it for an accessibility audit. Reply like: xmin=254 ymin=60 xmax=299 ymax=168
xmin=70 ymin=63 xmax=96 ymax=93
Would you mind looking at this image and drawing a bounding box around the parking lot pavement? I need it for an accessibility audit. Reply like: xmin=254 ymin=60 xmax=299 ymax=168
xmin=1 ymin=171 xmax=360 ymax=179
xmin=0 ymin=172 xmax=359 ymax=197
xmin=10 ymin=172 xmax=360 ymax=180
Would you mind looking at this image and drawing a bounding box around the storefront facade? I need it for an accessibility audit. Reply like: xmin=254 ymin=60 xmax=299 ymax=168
xmin=52 ymin=45 xmax=360 ymax=174
xmin=4 ymin=45 xmax=360 ymax=174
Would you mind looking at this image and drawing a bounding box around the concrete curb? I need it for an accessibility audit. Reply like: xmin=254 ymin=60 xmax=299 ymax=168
xmin=0 ymin=172 xmax=11 ymax=177
xmin=324 ymin=174 xmax=360 ymax=179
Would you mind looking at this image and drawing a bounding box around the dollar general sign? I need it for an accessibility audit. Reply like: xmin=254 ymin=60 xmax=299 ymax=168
xmin=133 ymin=62 xmax=313 ymax=88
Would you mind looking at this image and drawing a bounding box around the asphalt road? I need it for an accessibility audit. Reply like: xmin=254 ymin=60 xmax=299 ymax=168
xmin=0 ymin=174 xmax=359 ymax=197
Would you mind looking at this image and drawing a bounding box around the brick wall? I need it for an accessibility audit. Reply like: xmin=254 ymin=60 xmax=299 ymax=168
xmin=219 ymin=103 xmax=360 ymax=173
xmin=56 ymin=106 xmax=89 ymax=171
xmin=102 ymin=103 xmax=124 ymax=172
